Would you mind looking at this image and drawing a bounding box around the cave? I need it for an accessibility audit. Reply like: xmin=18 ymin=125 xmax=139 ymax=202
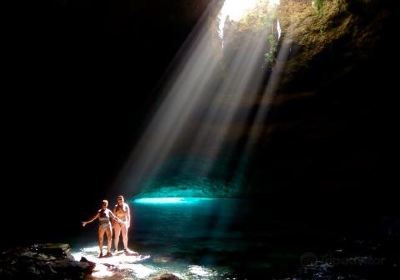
xmin=2 ymin=0 xmax=399 ymax=279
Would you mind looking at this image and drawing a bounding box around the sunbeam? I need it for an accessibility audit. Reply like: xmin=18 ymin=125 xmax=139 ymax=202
xmin=104 ymin=1 xmax=288 ymax=276
xmin=114 ymin=0 xmax=282 ymax=199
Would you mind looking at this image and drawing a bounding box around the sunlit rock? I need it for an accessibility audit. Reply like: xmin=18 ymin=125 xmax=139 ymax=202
xmin=0 ymin=243 xmax=93 ymax=279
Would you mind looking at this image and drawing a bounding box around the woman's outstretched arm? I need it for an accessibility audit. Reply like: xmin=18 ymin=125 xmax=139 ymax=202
xmin=82 ymin=213 xmax=99 ymax=227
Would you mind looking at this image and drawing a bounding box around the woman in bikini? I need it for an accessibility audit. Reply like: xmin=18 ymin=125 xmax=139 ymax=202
xmin=113 ymin=195 xmax=134 ymax=254
xmin=82 ymin=199 xmax=122 ymax=257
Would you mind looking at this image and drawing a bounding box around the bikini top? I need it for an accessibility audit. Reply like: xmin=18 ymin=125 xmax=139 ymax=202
xmin=114 ymin=204 xmax=128 ymax=220
xmin=98 ymin=209 xmax=111 ymax=224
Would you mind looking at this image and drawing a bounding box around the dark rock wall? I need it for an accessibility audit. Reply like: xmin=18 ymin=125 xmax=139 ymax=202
xmin=244 ymin=0 xmax=398 ymax=211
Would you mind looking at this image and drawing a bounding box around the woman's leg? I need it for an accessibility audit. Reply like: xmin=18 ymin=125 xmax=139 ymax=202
xmin=105 ymin=226 xmax=113 ymax=254
xmin=121 ymin=223 xmax=128 ymax=250
xmin=113 ymin=222 xmax=121 ymax=251
xmin=98 ymin=227 xmax=105 ymax=257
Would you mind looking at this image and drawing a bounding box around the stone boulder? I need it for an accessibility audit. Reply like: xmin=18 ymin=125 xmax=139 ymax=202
xmin=0 ymin=243 xmax=94 ymax=280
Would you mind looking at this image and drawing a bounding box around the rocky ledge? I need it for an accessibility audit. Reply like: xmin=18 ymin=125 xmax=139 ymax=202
xmin=0 ymin=243 xmax=94 ymax=280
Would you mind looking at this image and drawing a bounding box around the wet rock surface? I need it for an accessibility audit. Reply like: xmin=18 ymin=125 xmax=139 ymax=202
xmin=150 ymin=273 xmax=182 ymax=280
xmin=276 ymin=236 xmax=400 ymax=280
xmin=0 ymin=243 xmax=94 ymax=280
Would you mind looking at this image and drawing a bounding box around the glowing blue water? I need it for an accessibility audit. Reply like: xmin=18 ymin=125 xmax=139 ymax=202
xmin=73 ymin=198 xmax=325 ymax=279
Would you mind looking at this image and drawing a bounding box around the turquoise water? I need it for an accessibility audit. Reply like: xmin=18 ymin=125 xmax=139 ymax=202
xmin=72 ymin=198 xmax=330 ymax=279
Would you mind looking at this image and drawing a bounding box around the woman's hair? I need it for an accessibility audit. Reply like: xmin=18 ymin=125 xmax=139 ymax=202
xmin=102 ymin=200 xmax=109 ymax=207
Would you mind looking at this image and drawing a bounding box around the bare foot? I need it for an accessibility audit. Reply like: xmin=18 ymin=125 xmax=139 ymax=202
xmin=124 ymin=249 xmax=139 ymax=256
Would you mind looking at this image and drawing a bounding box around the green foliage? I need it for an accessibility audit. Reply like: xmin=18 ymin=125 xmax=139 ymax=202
xmin=236 ymin=1 xmax=279 ymax=65
xmin=237 ymin=0 xmax=275 ymax=32
xmin=313 ymin=0 xmax=325 ymax=12
xmin=264 ymin=34 xmax=278 ymax=64
xmin=221 ymin=1 xmax=280 ymax=67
